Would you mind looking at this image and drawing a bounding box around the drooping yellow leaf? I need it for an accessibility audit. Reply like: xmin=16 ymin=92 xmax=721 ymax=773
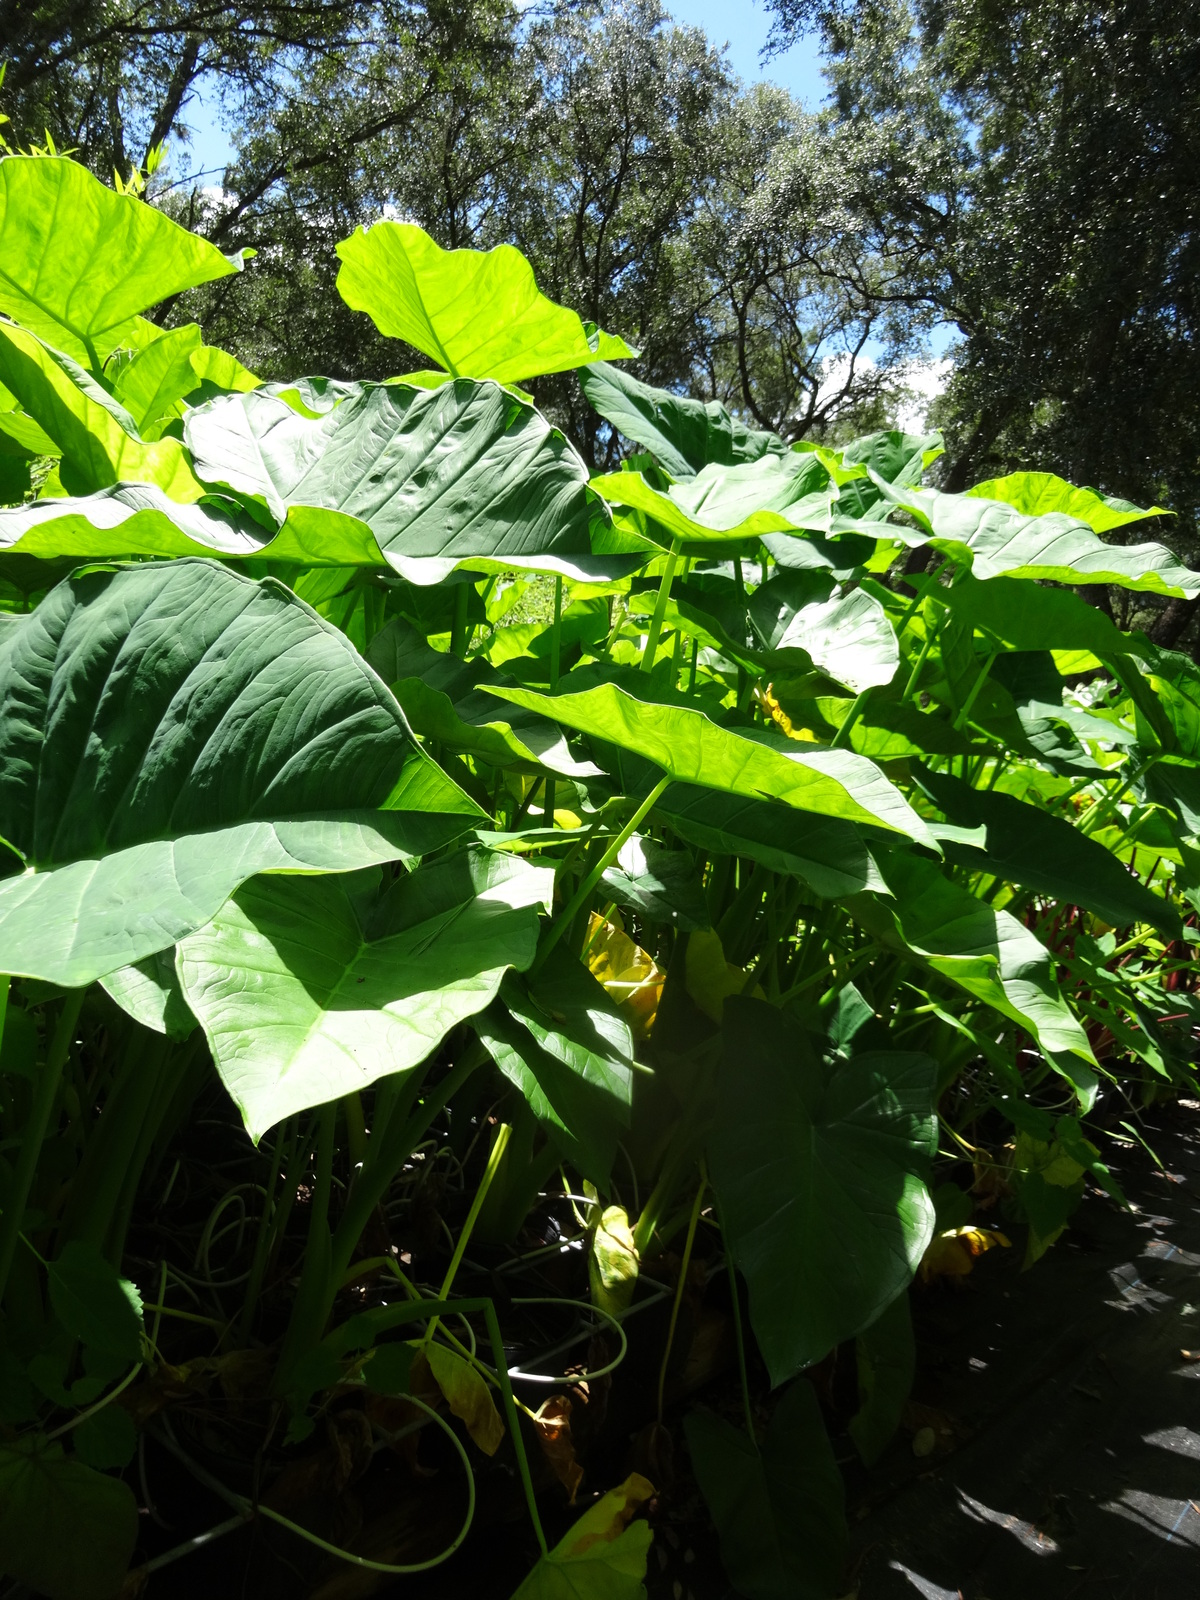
xmin=589 ymin=1204 xmax=639 ymax=1317
xmin=586 ymin=912 xmax=664 ymax=1038
xmin=509 ymin=1472 xmax=656 ymax=1599
xmin=919 ymin=1225 xmax=1011 ymax=1283
xmin=424 ymin=1341 xmax=505 ymax=1456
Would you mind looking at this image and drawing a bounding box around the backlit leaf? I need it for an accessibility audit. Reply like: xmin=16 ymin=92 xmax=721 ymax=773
xmin=336 ymin=221 xmax=636 ymax=384
xmin=0 ymin=155 xmax=244 ymax=368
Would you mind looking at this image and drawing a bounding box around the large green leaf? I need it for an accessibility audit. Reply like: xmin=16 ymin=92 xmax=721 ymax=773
xmin=937 ymin=572 xmax=1142 ymax=658
xmin=177 ymin=849 xmax=551 ymax=1137
xmin=966 ymin=471 xmax=1168 ymax=533
xmin=366 ymin=616 xmax=603 ymax=778
xmin=0 ymin=484 xmax=270 ymax=561
xmin=655 ymin=785 xmax=886 ymax=899
xmin=748 ymin=571 xmax=899 ymax=693
xmin=336 ymin=221 xmax=636 ymax=384
xmin=0 ymin=155 xmax=244 ymax=368
xmin=685 ymin=1381 xmax=847 ymax=1600
xmin=0 ymin=1437 xmax=138 ymax=1600
xmin=578 ymin=361 xmax=784 ymax=478
xmin=873 ymin=478 xmax=1199 ymax=597
xmin=479 ymin=960 xmax=636 ymax=1186
xmin=0 ymin=324 xmax=203 ymax=499
xmin=917 ymin=766 xmax=1179 ymax=935
xmin=590 ymin=453 xmax=837 ymax=545
xmin=709 ymin=997 xmax=937 ymax=1384
xmin=846 ymin=849 xmax=1097 ymax=1079
xmin=483 ymin=678 xmax=940 ymax=848
xmin=184 ymin=380 xmax=622 ymax=584
xmin=0 ymin=559 xmax=478 ymax=986
xmin=111 ymin=322 xmax=259 ymax=438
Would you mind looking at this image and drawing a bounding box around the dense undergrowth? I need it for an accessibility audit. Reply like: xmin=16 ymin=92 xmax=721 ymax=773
xmin=0 ymin=152 xmax=1197 ymax=1600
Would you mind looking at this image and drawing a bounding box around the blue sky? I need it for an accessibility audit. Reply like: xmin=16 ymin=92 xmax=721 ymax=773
xmin=173 ymin=2 xmax=826 ymax=179
xmin=668 ymin=0 xmax=825 ymax=103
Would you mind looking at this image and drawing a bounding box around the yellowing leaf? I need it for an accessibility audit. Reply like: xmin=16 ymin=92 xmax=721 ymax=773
xmin=757 ymin=683 xmax=820 ymax=743
xmin=586 ymin=913 xmax=664 ymax=1038
xmin=590 ymin=1204 xmax=639 ymax=1317
xmin=919 ymin=1225 xmax=1011 ymax=1283
xmin=533 ymin=1395 xmax=584 ymax=1502
xmin=509 ymin=1473 xmax=656 ymax=1599
xmin=424 ymin=1341 xmax=505 ymax=1456
xmin=684 ymin=928 xmax=763 ymax=1023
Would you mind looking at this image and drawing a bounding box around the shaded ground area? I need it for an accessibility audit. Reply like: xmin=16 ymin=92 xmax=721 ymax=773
xmin=841 ymin=1101 xmax=1200 ymax=1600
xmin=648 ymin=1102 xmax=1200 ymax=1600
xmin=121 ymin=1105 xmax=1200 ymax=1599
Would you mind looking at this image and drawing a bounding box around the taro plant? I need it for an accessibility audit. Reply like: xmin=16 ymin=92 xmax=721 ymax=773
xmin=0 ymin=152 xmax=1196 ymax=1600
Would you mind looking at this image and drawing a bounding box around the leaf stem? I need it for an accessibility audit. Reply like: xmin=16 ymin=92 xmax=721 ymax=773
xmin=0 ymin=987 xmax=84 ymax=1309
xmin=549 ymin=575 xmax=563 ymax=691
xmin=425 ymin=1120 xmax=513 ymax=1345
xmin=656 ymin=1168 xmax=707 ymax=1423
xmin=641 ymin=536 xmax=683 ymax=673
xmin=532 ymin=774 xmax=670 ymax=973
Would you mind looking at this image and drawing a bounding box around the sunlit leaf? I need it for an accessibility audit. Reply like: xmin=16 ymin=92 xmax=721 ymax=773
xmin=0 ymin=559 xmax=478 ymax=986
xmin=0 ymin=323 xmax=203 ymax=499
xmin=177 ymin=849 xmax=551 ymax=1138
xmin=425 ymin=1341 xmax=505 ymax=1455
xmin=484 ymin=677 xmax=940 ymax=848
xmin=185 ymin=379 xmax=622 ymax=584
xmin=509 ymin=1473 xmax=655 ymax=1600
xmin=0 ymin=483 xmax=269 ymax=561
xmin=0 ymin=155 xmax=245 ymax=368
xmin=966 ymin=471 xmax=1168 ymax=533
xmin=336 ymin=221 xmax=636 ymax=384
xmin=873 ymin=477 xmax=1199 ymax=597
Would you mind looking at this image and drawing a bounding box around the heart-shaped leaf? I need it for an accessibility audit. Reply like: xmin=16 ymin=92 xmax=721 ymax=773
xmin=336 ymin=222 xmax=636 ymax=384
xmin=709 ymin=996 xmax=937 ymax=1384
xmin=0 ymin=559 xmax=478 ymax=985
xmin=177 ymin=849 xmax=552 ymax=1137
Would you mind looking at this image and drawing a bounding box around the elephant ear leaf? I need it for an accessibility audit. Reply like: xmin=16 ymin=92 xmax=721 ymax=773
xmin=177 ymin=848 xmax=553 ymax=1138
xmin=966 ymin=471 xmax=1168 ymax=533
xmin=709 ymin=996 xmax=937 ymax=1386
xmin=685 ymin=1381 xmax=848 ymax=1600
xmin=0 ymin=558 xmax=479 ymax=986
xmin=0 ymin=1437 xmax=139 ymax=1600
xmin=578 ymin=361 xmax=784 ymax=478
xmin=509 ymin=1473 xmax=655 ymax=1600
xmin=183 ymin=380 xmax=617 ymax=584
xmin=336 ymin=221 xmax=636 ymax=385
xmin=0 ymin=155 xmax=246 ymax=368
